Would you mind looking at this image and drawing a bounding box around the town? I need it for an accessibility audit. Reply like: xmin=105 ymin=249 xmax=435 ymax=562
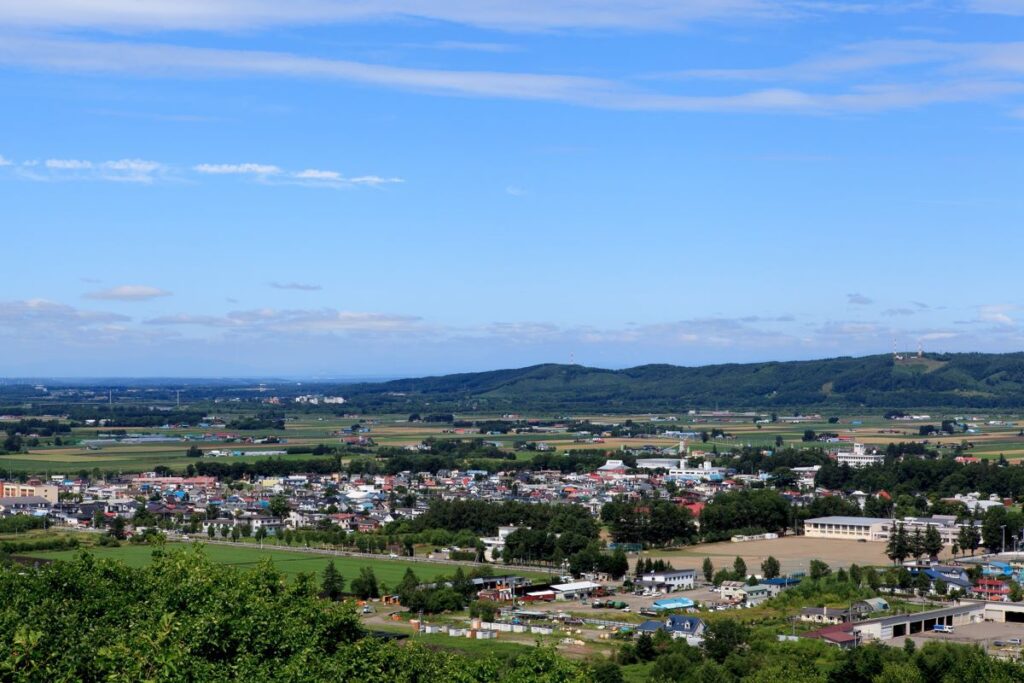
xmin=7 ymin=400 xmax=1024 ymax=681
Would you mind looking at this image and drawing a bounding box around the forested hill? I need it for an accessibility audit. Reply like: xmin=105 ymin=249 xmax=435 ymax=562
xmin=340 ymin=352 xmax=1024 ymax=411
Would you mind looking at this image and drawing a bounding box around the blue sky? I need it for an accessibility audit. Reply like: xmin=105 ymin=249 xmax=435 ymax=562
xmin=1 ymin=1 xmax=1024 ymax=377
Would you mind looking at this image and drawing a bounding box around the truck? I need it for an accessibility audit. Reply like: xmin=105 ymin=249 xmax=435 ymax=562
xmin=932 ymin=624 xmax=954 ymax=634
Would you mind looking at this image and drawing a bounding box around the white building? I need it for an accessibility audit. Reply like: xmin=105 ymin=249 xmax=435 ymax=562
xmin=804 ymin=514 xmax=978 ymax=545
xmin=667 ymin=460 xmax=727 ymax=482
xmin=638 ymin=569 xmax=697 ymax=592
xmin=836 ymin=443 xmax=885 ymax=469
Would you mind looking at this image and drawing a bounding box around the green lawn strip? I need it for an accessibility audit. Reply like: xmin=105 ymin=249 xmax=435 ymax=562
xmin=23 ymin=542 xmax=549 ymax=584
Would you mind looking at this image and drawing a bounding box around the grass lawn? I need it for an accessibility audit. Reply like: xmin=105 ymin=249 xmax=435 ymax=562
xmin=370 ymin=624 xmax=542 ymax=658
xmin=23 ymin=542 xmax=542 ymax=586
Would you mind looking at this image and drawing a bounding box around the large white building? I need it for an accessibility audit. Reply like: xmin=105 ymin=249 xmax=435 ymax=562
xmin=638 ymin=569 xmax=697 ymax=592
xmin=835 ymin=443 xmax=885 ymax=469
xmin=804 ymin=514 xmax=979 ymax=544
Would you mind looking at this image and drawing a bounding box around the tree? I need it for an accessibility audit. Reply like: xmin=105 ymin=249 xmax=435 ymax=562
xmin=703 ymin=619 xmax=750 ymax=663
xmin=604 ymin=549 xmax=629 ymax=580
xmin=923 ymin=525 xmax=943 ymax=559
xmin=702 ymin=557 xmax=714 ymax=583
xmin=254 ymin=526 xmax=267 ymax=545
xmin=350 ymin=567 xmax=380 ymax=599
xmin=907 ymin=528 xmax=924 ymax=560
xmin=761 ymin=556 xmax=780 ymax=579
xmin=809 ymin=559 xmax=831 ymax=580
xmin=635 ymin=633 xmax=655 ymax=661
xmin=732 ymin=556 xmax=747 ymax=578
xmin=111 ymin=516 xmax=127 ymax=540
xmin=269 ymin=495 xmax=291 ymax=521
xmin=450 ymin=568 xmax=473 ymax=599
xmin=322 ymin=561 xmax=345 ymax=601
xmin=592 ymin=661 xmax=624 ymax=683
xmin=886 ymin=524 xmax=910 ymax=565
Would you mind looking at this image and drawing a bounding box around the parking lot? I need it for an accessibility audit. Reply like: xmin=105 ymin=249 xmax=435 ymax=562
xmin=898 ymin=620 xmax=1024 ymax=655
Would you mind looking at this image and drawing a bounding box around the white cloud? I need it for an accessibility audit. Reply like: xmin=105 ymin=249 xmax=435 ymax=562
xmin=4 ymin=151 xmax=398 ymax=188
xmin=0 ymin=301 xmax=130 ymax=329
xmin=45 ymin=159 xmax=93 ymax=170
xmin=2 ymin=36 xmax=1021 ymax=115
xmin=291 ymin=169 xmax=403 ymax=187
xmin=969 ymin=0 xmax=1024 ymax=15
xmin=0 ymin=154 xmax=12 ymax=167
xmin=431 ymin=41 xmax=520 ymax=53
xmin=978 ymin=304 xmax=1017 ymax=326
xmin=0 ymin=0 xmax=824 ymax=33
xmin=30 ymin=157 xmax=166 ymax=183
xmin=505 ymin=185 xmax=527 ymax=196
xmin=348 ymin=175 xmax=404 ymax=186
xmin=146 ymin=307 xmax=425 ymax=335
xmin=270 ymin=281 xmax=322 ymax=291
xmin=294 ymin=169 xmax=342 ymax=181
xmin=920 ymin=331 xmax=958 ymax=341
xmin=84 ymin=285 xmax=172 ymax=301
xmin=193 ymin=162 xmax=281 ymax=175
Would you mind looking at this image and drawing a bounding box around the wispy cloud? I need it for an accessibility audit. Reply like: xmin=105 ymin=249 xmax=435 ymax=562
xmin=0 ymin=151 xmax=400 ymax=188
xmin=0 ymin=299 xmax=131 ymax=342
xmin=16 ymin=157 xmax=167 ymax=183
xmin=3 ymin=36 xmax=1022 ymax=115
xmin=84 ymin=285 xmax=172 ymax=301
xmin=292 ymin=169 xmax=403 ymax=187
xmin=505 ymin=185 xmax=527 ymax=196
xmin=978 ymin=304 xmax=1018 ymax=326
xmin=969 ymin=0 xmax=1024 ymax=16
xmin=0 ymin=0 xmax=847 ymax=33
xmin=270 ymin=281 xmax=322 ymax=291
xmin=193 ymin=162 xmax=281 ymax=175
xmin=847 ymin=293 xmax=874 ymax=305
xmin=430 ymin=41 xmax=520 ymax=53
xmin=146 ymin=308 xmax=425 ymax=335
xmin=882 ymin=308 xmax=916 ymax=316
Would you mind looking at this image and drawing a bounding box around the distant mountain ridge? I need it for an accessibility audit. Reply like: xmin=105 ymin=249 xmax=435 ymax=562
xmin=339 ymin=352 xmax=1024 ymax=411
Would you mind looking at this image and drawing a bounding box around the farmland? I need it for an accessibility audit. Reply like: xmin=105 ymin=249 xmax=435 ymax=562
xmin=4 ymin=406 xmax=1024 ymax=477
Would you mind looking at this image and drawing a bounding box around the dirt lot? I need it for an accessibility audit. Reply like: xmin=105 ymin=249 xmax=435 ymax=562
xmin=650 ymin=536 xmax=900 ymax=574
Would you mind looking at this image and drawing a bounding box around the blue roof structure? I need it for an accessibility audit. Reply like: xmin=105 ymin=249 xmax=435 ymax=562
xmin=763 ymin=577 xmax=802 ymax=587
xmin=652 ymin=597 xmax=695 ymax=611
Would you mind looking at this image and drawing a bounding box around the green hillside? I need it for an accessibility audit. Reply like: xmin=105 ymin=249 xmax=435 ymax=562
xmin=340 ymin=352 xmax=1024 ymax=411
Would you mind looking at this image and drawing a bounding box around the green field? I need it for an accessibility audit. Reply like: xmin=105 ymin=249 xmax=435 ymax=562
xmin=23 ymin=542 xmax=547 ymax=586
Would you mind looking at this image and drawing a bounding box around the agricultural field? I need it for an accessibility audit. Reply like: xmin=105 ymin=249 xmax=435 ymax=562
xmin=4 ymin=408 xmax=1024 ymax=477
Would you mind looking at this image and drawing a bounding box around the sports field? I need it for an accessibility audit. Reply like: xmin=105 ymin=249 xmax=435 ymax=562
xmin=22 ymin=542 xmax=548 ymax=585
xmin=649 ymin=535 xmax=906 ymax=574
